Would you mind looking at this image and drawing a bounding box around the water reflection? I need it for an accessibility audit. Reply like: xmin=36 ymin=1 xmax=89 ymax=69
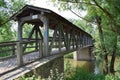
xmin=64 ymin=58 xmax=95 ymax=72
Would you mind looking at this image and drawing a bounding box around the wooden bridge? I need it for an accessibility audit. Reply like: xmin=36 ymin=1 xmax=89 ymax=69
xmin=0 ymin=5 xmax=93 ymax=79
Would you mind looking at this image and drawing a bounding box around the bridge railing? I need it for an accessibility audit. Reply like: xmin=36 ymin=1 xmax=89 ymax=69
xmin=0 ymin=41 xmax=17 ymax=60
xmin=0 ymin=40 xmax=43 ymax=75
xmin=0 ymin=40 xmax=40 ymax=60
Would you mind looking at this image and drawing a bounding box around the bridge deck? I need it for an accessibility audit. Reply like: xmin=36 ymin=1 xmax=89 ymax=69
xmin=0 ymin=51 xmax=66 ymax=80
xmin=0 ymin=47 xmax=74 ymax=76
xmin=1 ymin=46 xmax=80 ymax=79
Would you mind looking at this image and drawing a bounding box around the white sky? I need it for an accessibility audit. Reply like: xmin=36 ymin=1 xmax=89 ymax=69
xmin=27 ymin=0 xmax=86 ymax=19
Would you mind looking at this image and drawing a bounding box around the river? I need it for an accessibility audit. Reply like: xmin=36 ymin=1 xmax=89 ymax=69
xmin=64 ymin=58 xmax=95 ymax=72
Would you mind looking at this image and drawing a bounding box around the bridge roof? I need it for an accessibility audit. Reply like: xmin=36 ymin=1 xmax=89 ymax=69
xmin=10 ymin=5 xmax=92 ymax=37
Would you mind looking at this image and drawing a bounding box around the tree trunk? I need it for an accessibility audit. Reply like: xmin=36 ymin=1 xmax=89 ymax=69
xmin=110 ymin=36 xmax=117 ymax=74
xmin=96 ymin=16 xmax=108 ymax=74
xmin=103 ymin=54 xmax=108 ymax=74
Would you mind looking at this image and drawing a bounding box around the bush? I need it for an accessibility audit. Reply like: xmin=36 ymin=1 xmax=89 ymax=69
xmin=64 ymin=53 xmax=73 ymax=58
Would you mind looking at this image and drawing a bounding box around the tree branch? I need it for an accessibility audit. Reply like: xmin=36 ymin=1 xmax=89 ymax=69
xmin=93 ymin=0 xmax=113 ymax=19
xmin=68 ymin=8 xmax=96 ymax=24
xmin=58 ymin=0 xmax=95 ymax=6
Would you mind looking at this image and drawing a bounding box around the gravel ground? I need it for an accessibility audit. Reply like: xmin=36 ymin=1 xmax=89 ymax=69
xmin=0 ymin=52 xmax=39 ymax=74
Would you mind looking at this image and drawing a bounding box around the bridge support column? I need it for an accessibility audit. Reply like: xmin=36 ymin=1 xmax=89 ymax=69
xmin=73 ymin=46 xmax=94 ymax=61
xmin=26 ymin=56 xmax=64 ymax=79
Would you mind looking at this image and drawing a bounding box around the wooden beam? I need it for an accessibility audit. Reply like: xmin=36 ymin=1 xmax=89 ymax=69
xmin=49 ymin=26 xmax=59 ymax=53
xmin=66 ymin=31 xmax=69 ymax=50
xmin=20 ymin=14 xmax=41 ymax=23
xmin=18 ymin=21 xmax=23 ymax=42
xmin=40 ymin=16 xmax=49 ymax=56
xmin=72 ymin=30 xmax=75 ymax=49
xmin=23 ymin=26 xmax=35 ymax=52
xmin=58 ymin=25 xmax=62 ymax=52
xmin=61 ymin=25 xmax=68 ymax=50
xmin=35 ymin=25 xmax=38 ymax=51
xmin=37 ymin=26 xmax=43 ymax=39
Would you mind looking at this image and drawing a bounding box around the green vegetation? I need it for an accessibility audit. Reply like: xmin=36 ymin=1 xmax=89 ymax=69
xmin=64 ymin=53 xmax=73 ymax=58
xmin=51 ymin=0 xmax=120 ymax=75
xmin=1 ymin=0 xmax=120 ymax=79
xmin=19 ymin=61 xmax=120 ymax=80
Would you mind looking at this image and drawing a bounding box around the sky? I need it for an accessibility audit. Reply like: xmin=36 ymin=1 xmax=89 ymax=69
xmin=27 ymin=0 xmax=86 ymax=19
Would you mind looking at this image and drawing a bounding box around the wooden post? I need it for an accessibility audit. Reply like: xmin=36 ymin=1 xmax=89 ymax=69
xmin=40 ymin=16 xmax=49 ymax=56
xmin=16 ymin=42 xmax=23 ymax=66
xmin=66 ymin=32 xmax=69 ymax=50
xmin=39 ymin=40 xmax=43 ymax=58
xmin=18 ymin=21 xmax=23 ymax=42
xmin=35 ymin=25 xmax=38 ymax=51
xmin=49 ymin=26 xmax=58 ymax=53
xmin=12 ymin=45 xmax=15 ymax=56
xmin=58 ymin=26 xmax=62 ymax=52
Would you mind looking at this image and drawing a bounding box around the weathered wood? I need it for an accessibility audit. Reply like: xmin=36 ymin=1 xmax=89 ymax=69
xmin=23 ymin=26 xmax=35 ymax=52
xmin=37 ymin=26 xmax=43 ymax=39
xmin=78 ymin=33 xmax=80 ymax=48
xmin=16 ymin=42 xmax=23 ymax=66
xmin=40 ymin=16 xmax=49 ymax=56
xmin=65 ymin=31 xmax=69 ymax=50
xmin=35 ymin=25 xmax=39 ymax=51
xmin=72 ymin=30 xmax=75 ymax=49
xmin=61 ymin=25 xmax=68 ymax=50
xmin=18 ymin=21 xmax=23 ymax=42
xmin=12 ymin=45 xmax=15 ymax=55
xmin=49 ymin=26 xmax=58 ymax=53
xmin=80 ymin=32 xmax=83 ymax=47
xmin=58 ymin=25 xmax=62 ymax=52
xmin=20 ymin=14 xmax=41 ymax=23
xmin=39 ymin=40 xmax=43 ymax=58
xmin=69 ymin=31 xmax=72 ymax=48
xmin=76 ymin=34 xmax=78 ymax=49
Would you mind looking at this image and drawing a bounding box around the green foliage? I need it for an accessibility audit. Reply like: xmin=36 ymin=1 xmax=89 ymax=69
xmin=0 ymin=0 xmax=26 ymax=42
xmin=64 ymin=53 xmax=73 ymax=58
xmin=19 ymin=60 xmax=120 ymax=80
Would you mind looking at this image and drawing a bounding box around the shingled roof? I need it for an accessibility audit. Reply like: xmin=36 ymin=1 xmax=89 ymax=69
xmin=11 ymin=5 xmax=92 ymax=37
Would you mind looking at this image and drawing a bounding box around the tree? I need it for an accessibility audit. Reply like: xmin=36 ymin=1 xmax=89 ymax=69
xmin=50 ymin=0 xmax=120 ymax=75
xmin=0 ymin=0 xmax=26 ymax=42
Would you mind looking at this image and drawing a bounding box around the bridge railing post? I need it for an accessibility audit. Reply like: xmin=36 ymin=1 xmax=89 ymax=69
xmin=16 ymin=42 xmax=23 ymax=66
xmin=39 ymin=39 xmax=43 ymax=58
